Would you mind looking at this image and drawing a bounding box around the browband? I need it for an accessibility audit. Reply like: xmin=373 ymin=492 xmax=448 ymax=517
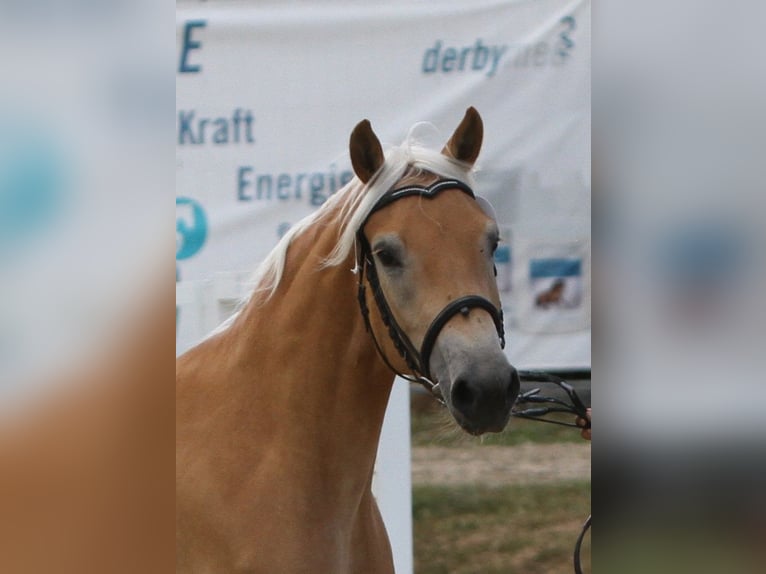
xmin=364 ymin=179 xmax=475 ymax=223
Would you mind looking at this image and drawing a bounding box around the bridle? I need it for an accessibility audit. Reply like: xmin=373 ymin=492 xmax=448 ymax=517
xmin=354 ymin=177 xmax=590 ymax=574
xmin=355 ymin=178 xmax=505 ymax=398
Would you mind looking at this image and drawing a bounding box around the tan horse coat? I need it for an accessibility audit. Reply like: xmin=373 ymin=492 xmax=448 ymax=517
xmin=176 ymin=210 xmax=397 ymax=573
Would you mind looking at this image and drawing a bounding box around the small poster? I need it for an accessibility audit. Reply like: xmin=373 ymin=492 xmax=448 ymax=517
xmin=531 ymin=258 xmax=583 ymax=310
xmin=511 ymin=238 xmax=590 ymax=333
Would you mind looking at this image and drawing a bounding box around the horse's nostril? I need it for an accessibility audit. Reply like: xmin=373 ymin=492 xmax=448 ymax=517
xmin=451 ymin=379 xmax=474 ymax=411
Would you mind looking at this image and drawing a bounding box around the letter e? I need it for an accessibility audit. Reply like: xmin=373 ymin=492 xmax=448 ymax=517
xmin=179 ymin=20 xmax=206 ymax=74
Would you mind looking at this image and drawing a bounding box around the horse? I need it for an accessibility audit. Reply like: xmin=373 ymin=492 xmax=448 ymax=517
xmin=176 ymin=107 xmax=520 ymax=573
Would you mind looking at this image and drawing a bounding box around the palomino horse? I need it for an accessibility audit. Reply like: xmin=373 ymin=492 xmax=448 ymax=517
xmin=176 ymin=107 xmax=520 ymax=573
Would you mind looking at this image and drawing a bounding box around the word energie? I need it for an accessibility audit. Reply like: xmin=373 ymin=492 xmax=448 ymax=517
xmin=237 ymin=165 xmax=354 ymax=207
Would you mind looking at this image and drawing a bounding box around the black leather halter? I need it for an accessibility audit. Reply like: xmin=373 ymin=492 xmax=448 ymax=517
xmin=356 ymin=178 xmax=505 ymax=396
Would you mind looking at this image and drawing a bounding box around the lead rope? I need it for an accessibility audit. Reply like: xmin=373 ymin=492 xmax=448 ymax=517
xmin=515 ymin=370 xmax=591 ymax=574
xmin=573 ymin=515 xmax=591 ymax=574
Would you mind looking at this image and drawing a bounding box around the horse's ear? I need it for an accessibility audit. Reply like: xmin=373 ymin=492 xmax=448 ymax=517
xmin=349 ymin=119 xmax=385 ymax=184
xmin=442 ymin=106 xmax=483 ymax=166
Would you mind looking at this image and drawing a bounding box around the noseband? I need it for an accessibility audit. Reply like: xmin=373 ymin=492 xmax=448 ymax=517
xmin=356 ymin=178 xmax=505 ymax=397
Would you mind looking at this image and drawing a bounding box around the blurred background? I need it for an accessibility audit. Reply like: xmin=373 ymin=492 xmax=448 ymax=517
xmin=1 ymin=3 xmax=174 ymax=572
xmin=0 ymin=0 xmax=173 ymax=399
xmin=1 ymin=0 xmax=765 ymax=573
xmin=596 ymin=1 xmax=766 ymax=572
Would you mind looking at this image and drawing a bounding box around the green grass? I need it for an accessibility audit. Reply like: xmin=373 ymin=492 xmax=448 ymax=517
xmin=599 ymin=525 xmax=763 ymax=574
xmin=410 ymin=397 xmax=584 ymax=447
xmin=413 ymin=482 xmax=591 ymax=574
xmin=410 ymin=393 xmax=591 ymax=573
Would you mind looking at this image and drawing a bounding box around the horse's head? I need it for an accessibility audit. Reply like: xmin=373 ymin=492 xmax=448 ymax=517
xmin=350 ymin=108 xmax=519 ymax=435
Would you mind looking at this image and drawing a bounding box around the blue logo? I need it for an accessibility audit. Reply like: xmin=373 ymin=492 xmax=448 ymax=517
xmin=656 ymin=223 xmax=747 ymax=287
xmin=176 ymin=197 xmax=208 ymax=260
xmin=0 ymin=119 xmax=65 ymax=260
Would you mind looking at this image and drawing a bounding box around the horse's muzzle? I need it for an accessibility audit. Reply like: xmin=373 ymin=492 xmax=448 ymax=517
xmin=449 ymin=365 xmax=520 ymax=435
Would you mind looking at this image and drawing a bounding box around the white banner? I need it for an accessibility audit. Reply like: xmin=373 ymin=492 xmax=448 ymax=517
xmin=176 ymin=0 xmax=591 ymax=370
xmin=176 ymin=2 xmax=589 ymax=571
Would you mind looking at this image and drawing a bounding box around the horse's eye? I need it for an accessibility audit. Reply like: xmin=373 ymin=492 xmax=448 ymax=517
xmin=374 ymin=248 xmax=402 ymax=269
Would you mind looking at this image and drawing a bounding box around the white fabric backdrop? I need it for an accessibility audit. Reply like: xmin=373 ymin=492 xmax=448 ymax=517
xmin=176 ymin=2 xmax=590 ymax=571
xmin=176 ymin=0 xmax=590 ymax=370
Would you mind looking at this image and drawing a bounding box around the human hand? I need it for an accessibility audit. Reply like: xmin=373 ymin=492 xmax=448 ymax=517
xmin=576 ymin=408 xmax=591 ymax=441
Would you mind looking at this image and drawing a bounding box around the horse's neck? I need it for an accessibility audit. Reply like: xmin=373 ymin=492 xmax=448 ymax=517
xmin=212 ymin=218 xmax=394 ymax=498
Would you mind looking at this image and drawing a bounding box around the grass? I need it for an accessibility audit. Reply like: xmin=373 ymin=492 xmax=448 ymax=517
xmin=598 ymin=525 xmax=764 ymax=574
xmin=410 ymin=395 xmax=585 ymax=447
xmin=410 ymin=391 xmax=591 ymax=573
xmin=413 ymin=481 xmax=591 ymax=574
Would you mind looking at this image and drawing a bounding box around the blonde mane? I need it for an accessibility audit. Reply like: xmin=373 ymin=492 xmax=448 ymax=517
xmin=211 ymin=130 xmax=477 ymax=335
